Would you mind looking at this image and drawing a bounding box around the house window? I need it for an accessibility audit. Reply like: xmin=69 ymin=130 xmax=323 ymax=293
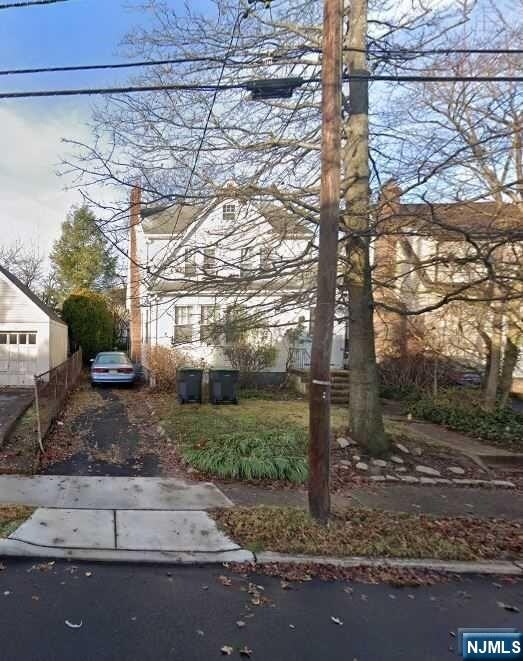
xmin=174 ymin=306 xmax=193 ymax=342
xmin=223 ymin=204 xmax=236 ymax=221
xmin=19 ymin=334 xmax=27 ymax=345
xmin=0 ymin=334 xmax=6 ymax=344
xmin=184 ymin=249 xmax=197 ymax=277
xmin=200 ymin=305 xmax=218 ymax=342
xmin=28 ymin=334 xmax=36 ymax=345
xmin=9 ymin=334 xmax=17 ymax=345
xmin=203 ymin=248 xmax=217 ymax=274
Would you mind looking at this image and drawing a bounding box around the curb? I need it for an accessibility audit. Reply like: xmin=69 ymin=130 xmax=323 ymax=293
xmin=0 ymin=537 xmax=521 ymax=575
xmin=253 ymin=552 xmax=523 ymax=576
xmin=0 ymin=538 xmax=255 ymax=565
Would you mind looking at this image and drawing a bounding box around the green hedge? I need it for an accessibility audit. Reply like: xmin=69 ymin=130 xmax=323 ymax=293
xmin=62 ymin=289 xmax=114 ymax=362
xmin=410 ymin=390 xmax=523 ymax=448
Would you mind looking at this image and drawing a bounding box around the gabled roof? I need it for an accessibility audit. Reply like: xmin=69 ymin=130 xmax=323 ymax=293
xmin=0 ymin=265 xmax=66 ymax=325
xmin=141 ymin=204 xmax=204 ymax=235
xmin=387 ymin=201 xmax=523 ymax=238
xmin=141 ymin=200 xmax=312 ymax=240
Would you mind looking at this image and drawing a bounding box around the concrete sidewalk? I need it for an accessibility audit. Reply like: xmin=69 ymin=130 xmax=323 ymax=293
xmin=0 ymin=475 xmax=232 ymax=510
xmin=1 ymin=506 xmax=253 ymax=563
xmin=0 ymin=475 xmax=253 ymax=563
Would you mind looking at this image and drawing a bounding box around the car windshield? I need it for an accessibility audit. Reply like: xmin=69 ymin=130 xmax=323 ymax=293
xmin=95 ymin=353 xmax=130 ymax=365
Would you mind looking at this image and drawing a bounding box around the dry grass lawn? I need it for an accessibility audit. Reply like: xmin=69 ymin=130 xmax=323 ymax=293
xmin=213 ymin=506 xmax=523 ymax=561
xmin=0 ymin=505 xmax=34 ymax=538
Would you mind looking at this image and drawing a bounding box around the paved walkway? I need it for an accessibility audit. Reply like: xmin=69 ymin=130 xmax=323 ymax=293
xmin=0 ymin=475 xmax=232 ymax=510
xmin=350 ymin=484 xmax=523 ymax=520
xmin=0 ymin=389 xmax=33 ymax=446
xmin=389 ymin=418 xmax=522 ymax=465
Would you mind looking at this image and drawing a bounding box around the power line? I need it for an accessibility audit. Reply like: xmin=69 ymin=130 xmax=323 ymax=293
xmin=0 ymin=81 xmax=242 ymax=98
xmin=1 ymin=73 xmax=523 ymax=99
xmin=0 ymin=0 xmax=71 ymax=8
xmin=0 ymin=48 xmax=521 ymax=80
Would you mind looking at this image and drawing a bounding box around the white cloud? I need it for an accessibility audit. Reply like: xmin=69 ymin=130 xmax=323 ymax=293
xmin=0 ymin=103 xmax=93 ymax=260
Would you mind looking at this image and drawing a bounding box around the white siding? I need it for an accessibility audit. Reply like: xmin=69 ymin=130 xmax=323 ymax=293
xmin=0 ymin=271 xmax=68 ymax=385
xmin=49 ymin=319 xmax=68 ymax=369
xmin=0 ymin=276 xmax=48 ymax=325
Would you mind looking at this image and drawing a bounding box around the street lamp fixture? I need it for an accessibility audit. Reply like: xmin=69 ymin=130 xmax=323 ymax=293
xmin=245 ymin=76 xmax=304 ymax=100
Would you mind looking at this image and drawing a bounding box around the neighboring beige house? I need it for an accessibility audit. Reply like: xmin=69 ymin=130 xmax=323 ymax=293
xmin=373 ymin=185 xmax=523 ymax=389
xmin=0 ymin=265 xmax=68 ymax=386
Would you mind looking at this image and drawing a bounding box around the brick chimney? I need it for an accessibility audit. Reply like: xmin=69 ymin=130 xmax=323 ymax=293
xmin=374 ymin=180 xmax=405 ymax=359
xmin=374 ymin=180 xmax=402 ymax=280
xmin=129 ymin=185 xmax=142 ymax=363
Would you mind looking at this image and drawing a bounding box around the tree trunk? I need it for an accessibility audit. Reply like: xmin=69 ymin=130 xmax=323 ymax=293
xmin=342 ymin=0 xmax=388 ymax=455
xmin=499 ymin=331 xmax=520 ymax=409
xmin=483 ymin=306 xmax=503 ymax=411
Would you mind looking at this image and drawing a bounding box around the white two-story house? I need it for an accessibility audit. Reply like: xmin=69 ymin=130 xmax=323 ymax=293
xmin=128 ymin=185 xmax=347 ymax=373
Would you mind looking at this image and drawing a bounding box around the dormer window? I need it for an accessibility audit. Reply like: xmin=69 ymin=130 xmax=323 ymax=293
xmin=223 ymin=204 xmax=236 ymax=221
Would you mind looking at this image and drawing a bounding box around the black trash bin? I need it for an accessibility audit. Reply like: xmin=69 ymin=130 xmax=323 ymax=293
xmin=176 ymin=368 xmax=204 ymax=404
xmin=209 ymin=369 xmax=240 ymax=404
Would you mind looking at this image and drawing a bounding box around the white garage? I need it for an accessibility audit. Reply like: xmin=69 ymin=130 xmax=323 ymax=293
xmin=0 ymin=265 xmax=68 ymax=386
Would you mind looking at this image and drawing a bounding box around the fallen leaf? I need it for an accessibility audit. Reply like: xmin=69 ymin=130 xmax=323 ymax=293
xmin=218 ymin=575 xmax=232 ymax=587
xmin=239 ymin=646 xmax=253 ymax=658
xmin=32 ymin=595 xmax=40 ymax=601
xmin=65 ymin=620 xmax=83 ymax=629
xmin=344 ymin=586 xmax=354 ymax=595
xmin=85 ymin=572 xmax=92 ymax=578
xmin=220 ymin=645 xmax=234 ymax=655
xmin=497 ymin=601 xmax=520 ymax=613
xmin=196 ymin=629 xmax=204 ymax=636
xmin=280 ymin=580 xmax=291 ymax=590
xmin=3 ymin=591 xmax=10 ymax=596
xmin=236 ymin=621 xmax=246 ymax=628
xmin=331 ymin=616 xmax=343 ymax=626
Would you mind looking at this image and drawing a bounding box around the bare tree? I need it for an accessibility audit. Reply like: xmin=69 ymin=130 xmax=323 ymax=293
xmin=0 ymin=240 xmax=45 ymax=292
xmin=64 ymin=0 xmax=490 ymax=439
xmin=377 ymin=0 xmax=523 ymax=409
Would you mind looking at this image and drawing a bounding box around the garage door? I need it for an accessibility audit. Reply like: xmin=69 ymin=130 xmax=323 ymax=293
xmin=0 ymin=332 xmax=38 ymax=386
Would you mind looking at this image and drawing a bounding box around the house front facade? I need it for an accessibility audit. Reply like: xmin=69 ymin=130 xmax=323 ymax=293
xmin=373 ymin=186 xmax=523 ymax=387
xmin=0 ymin=265 xmax=68 ymax=386
xmin=128 ymin=186 xmax=347 ymax=372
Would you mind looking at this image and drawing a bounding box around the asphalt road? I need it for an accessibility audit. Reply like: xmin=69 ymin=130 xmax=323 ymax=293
xmin=0 ymin=561 xmax=521 ymax=661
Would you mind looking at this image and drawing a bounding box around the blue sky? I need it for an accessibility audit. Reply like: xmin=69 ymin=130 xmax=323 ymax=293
xmin=0 ymin=0 xmax=211 ymax=256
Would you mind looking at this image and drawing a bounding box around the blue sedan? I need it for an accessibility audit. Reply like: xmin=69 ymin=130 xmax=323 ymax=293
xmin=90 ymin=352 xmax=136 ymax=386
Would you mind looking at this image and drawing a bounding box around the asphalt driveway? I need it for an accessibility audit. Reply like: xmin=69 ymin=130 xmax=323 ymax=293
xmin=40 ymin=383 xmax=162 ymax=477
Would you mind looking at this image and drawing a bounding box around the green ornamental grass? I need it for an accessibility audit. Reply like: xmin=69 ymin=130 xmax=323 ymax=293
xmin=181 ymin=429 xmax=308 ymax=482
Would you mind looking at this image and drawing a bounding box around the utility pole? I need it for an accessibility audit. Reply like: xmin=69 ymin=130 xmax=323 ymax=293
xmin=308 ymin=0 xmax=343 ymax=523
